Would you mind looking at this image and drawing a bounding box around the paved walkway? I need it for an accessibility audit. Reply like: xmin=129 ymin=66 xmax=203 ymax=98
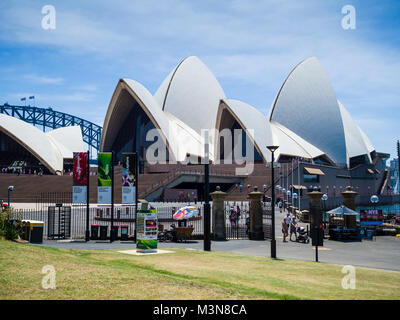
xmin=34 ymin=235 xmax=400 ymax=272
xmin=31 ymin=206 xmax=400 ymax=272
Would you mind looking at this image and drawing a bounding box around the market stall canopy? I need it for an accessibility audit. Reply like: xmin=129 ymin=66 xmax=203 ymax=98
xmin=304 ymin=167 xmax=325 ymax=175
xmin=173 ymin=206 xmax=199 ymax=220
xmin=327 ymin=205 xmax=358 ymax=215
xmin=293 ymin=185 xmax=307 ymax=190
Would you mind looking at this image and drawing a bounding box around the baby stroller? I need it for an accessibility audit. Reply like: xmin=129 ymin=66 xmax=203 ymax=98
xmin=296 ymin=226 xmax=310 ymax=243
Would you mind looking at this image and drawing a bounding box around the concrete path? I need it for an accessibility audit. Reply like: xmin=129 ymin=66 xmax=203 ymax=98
xmin=30 ymin=206 xmax=400 ymax=272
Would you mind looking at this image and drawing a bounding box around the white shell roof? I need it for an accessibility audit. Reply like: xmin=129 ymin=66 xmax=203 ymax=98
xmin=218 ymin=99 xmax=274 ymax=162
xmin=101 ymin=55 xmax=375 ymax=168
xmin=270 ymin=121 xmax=326 ymax=161
xmin=338 ymin=100 xmax=372 ymax=163
xmin=46 ymin=126 xmax=85 ymax=159
xmin=101 ymin=78 xmax=209 ymax=162
xmin=0 ymin=114 xmax=84 ymax=173
xmin=154 ymin=56 xmax=226 ymax=136
xmin=269 ymin=57 xmax=347 ymax=166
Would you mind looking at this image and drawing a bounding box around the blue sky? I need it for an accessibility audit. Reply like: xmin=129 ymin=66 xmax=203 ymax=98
xmin=0 ymin=0 xmax=399 ymax=160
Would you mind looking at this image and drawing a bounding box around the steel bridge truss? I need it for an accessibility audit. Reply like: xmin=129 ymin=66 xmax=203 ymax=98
xmin=0 ymin=104 xmax=102 ymax=155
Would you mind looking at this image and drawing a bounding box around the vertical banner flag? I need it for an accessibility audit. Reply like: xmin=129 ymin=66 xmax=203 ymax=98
xmin=72 ymin=152 xmax=88 ymax=203
xmin=122 ymin=153 xmax=136 ymax=204
xmin=97 ymin=152 xmax=112 ymax=204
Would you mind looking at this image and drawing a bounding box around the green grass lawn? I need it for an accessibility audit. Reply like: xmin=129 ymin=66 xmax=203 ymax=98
xmin=0 ymin=240 xmax=399 ymax=300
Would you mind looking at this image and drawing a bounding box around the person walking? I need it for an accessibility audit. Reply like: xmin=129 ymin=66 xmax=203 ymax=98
xmin=282 ymin=218 xmax=288 ymax=242
xmin=285 ymin=213 xmax=291 ymax=231
xmin=245 ymin=215 xmax=250 ymax=235
xmin=290 ymin=216 xmax=298 ymax=241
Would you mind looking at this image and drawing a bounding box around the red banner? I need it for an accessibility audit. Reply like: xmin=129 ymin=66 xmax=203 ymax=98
xmin=73 ymin=152 xmax=88 ymax=186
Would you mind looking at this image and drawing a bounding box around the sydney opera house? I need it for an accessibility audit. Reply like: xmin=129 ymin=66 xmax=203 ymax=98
xmin=101 ymin=56 xmax=379 ymax=168
xmin=98 ymin=55 xmax=390 ymax=199
xmin=0 ymin=55 xmax=390 ymax=200
xmin=0 ymin=114 xmax=85 ymax=174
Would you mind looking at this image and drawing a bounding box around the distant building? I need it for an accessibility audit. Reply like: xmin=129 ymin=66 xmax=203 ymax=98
xmin=98 ymin=56 xmax=391 ymax=198
xmin=389 ymin=158 xmax=399 ymax=194
xmin=0 ymin=113 xmax=85 ymax=174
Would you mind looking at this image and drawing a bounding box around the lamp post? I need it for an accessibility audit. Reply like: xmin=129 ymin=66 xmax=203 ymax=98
xmin=263 ymin=184 xmax=267 ymax=202
xmin=203 ymin=131 xmax=211 ymax=251
xmin=276 ymin=185 xmax=281 ymax=205
xmin=333 ymin=186 xmax=336 ymax=206
xmin=85 ymin=150 xmax=90 ymax=242
xmin=370 ymin=195 xmax=379 ymax=210
xmin=287 ymin=189 xmax=291 ymax=213
xmin=8 ymin=186 xmax=14 ymax=207
xmin=267 ymin=145 xmax=279 ymax=259
xmin=370 ymin=195 xmax=379 ymax=240
xmin=293 ymin=192 xmax=298 ymax=216
xmin=322 ymin=193 xmax=328 ymax=224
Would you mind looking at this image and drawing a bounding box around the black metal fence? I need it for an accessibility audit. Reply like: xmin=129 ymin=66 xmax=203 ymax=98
xmin=225 ymin=202 xmax=250 ymax=239
xmin=15 ymin=198 xmax=274 ymax=241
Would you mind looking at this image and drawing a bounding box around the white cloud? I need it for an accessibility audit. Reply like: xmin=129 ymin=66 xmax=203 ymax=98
xmin=0 ymin=0 xmax=398 ymax=158
xmin=24 ymin=74 xmax=64 ymax=85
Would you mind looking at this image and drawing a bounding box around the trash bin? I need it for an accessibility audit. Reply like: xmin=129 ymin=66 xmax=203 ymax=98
xmin=111 ymin=225 xmax=119 ymax=240
xmin=365 ymin=228 xmax=374 ymax=240
xmin=22 ymin=220 xmax=44 ymax=243
xmin=99 ymin=225 xmax=108 ymax=240
xmin=90 ymin=224 xmax=99 ymax=240
xmin=120 ymin=225 xmax=129 ymax=241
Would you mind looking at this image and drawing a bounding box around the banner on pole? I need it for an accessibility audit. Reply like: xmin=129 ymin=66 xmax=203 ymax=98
xmin=72 ymin=152 xmax=88 ymax=203
xmin=97 ymin=152 xmax=112 ymax=204
xmin=122 ymin=153 xmax=136 ymax=204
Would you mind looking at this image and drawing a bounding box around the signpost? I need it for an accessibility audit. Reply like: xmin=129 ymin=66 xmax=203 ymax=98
xmin=360 ymin=209 xmax=383 ymax=226
xmin=311 ymin=224 xmax=324 ymax=262
xmin=136 ymin=208 xmax=158 ymax=253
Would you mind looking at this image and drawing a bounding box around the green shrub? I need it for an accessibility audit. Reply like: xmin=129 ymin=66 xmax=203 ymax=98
xmin=0 ymin=208 xmax=22 ymax=240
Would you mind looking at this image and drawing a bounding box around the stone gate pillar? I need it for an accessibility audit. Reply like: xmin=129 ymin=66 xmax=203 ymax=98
xmin=341 ymin=186 xmax=358 ymax=210
xmin=249 ymin=186 xmax=264 ymax=240
xmin=211 ymin=186 xmax=227 ymax=241
xmin=308 ymin=187 xmax=323 ymax=228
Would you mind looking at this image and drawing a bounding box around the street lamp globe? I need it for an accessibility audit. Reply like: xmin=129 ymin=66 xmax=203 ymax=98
xmin=322 ymin=193 xmax=328 ymax=201
xmin=370 ymin=195 xmax=379 ymax=204
xmin=292 ymin=193 xmax=298 ymax=199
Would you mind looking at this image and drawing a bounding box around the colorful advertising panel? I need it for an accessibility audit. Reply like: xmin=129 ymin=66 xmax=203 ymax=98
xmin=72 ymin=152 xmax=88 ymax=204
xmin=97 ymin=152 xmax=112 ymax=204
xmin=360 ymin=209 xmax=383 ymax=226
xmin=136 ymin=209 xmax=158 ymax=252
xmin=122 ymin=153 xmax=136 ymax=204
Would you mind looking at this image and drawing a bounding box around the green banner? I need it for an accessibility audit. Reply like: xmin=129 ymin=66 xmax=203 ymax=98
xmin=98 ymin=152 xmax=112 ymax=203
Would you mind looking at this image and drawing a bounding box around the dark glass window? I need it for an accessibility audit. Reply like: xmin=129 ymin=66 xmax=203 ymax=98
xmin=110 ymin=100 xmax=169 ymax=164
xmin=303 ymin=174 xmax=319 ymax=183
xmin=0 ymin=131 xmax=49 ymax=173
